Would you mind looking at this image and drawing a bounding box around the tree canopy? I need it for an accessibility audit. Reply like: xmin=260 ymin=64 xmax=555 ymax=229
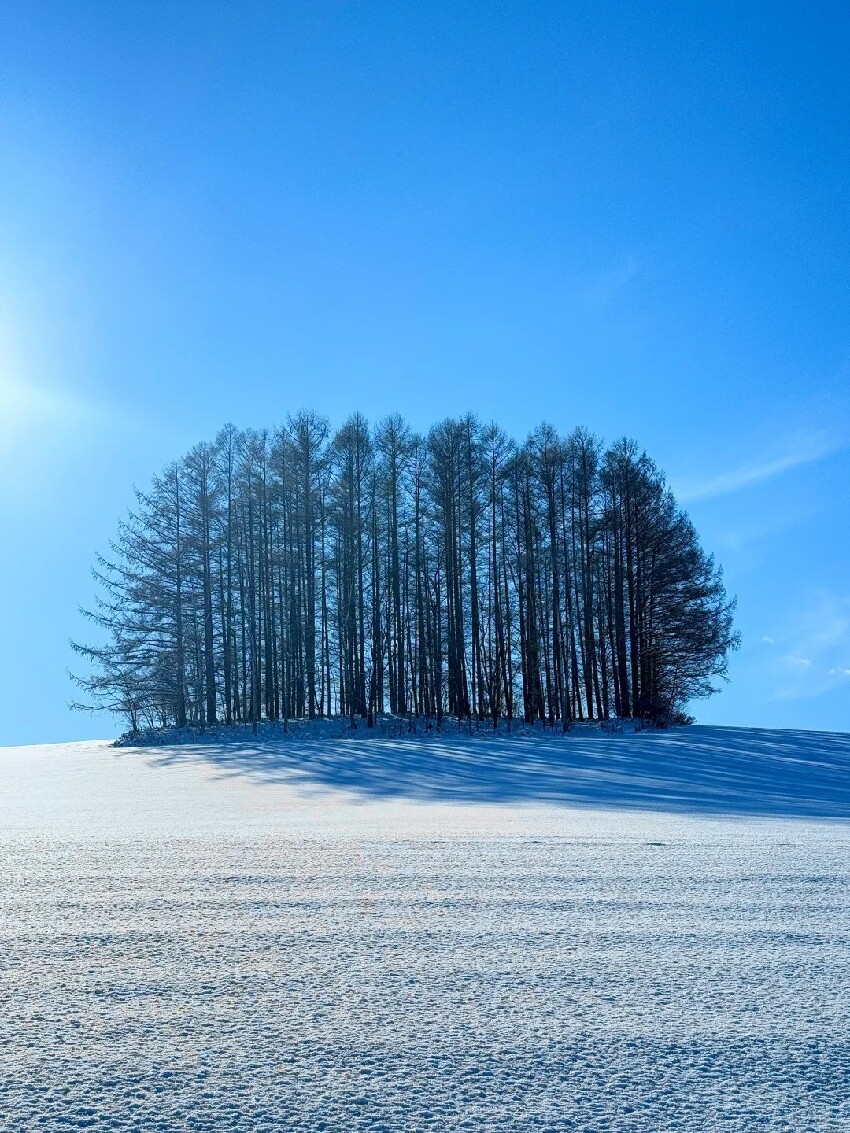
xmin=72 ymin=413 xmax=738 ymax=734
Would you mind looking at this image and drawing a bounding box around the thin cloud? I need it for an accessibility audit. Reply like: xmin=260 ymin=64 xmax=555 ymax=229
xmin=583 ymin=256 xmax=639 ymax=310
xmin=676 ymin=431 xmax=845 ymax=503
xmin=769 ymin=592 xmax=850 ymax=701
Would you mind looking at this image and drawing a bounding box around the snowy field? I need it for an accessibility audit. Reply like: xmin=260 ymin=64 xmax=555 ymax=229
xmin=2 ymin=726 xmax=849 ymax=1131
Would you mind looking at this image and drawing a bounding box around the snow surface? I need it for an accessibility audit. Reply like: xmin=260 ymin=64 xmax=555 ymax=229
xmin=2 ymin=726 xmax=849 ymax=1131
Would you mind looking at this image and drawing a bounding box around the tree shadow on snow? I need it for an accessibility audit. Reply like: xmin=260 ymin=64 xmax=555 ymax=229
xmin=115 ymin=724 xmax=850 ymax=819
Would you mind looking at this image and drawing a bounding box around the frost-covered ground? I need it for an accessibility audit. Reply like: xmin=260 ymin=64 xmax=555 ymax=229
xmin=2 ymin=726 xmax=849 ymax=1131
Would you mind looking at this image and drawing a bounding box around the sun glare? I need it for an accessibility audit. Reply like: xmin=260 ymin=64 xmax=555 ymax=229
xmin=0 ymin=373 xmax=94 ymax=441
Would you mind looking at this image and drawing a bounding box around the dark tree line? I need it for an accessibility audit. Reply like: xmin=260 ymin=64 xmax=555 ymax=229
xmin=72 ymin=413 xmax=738 ymax=733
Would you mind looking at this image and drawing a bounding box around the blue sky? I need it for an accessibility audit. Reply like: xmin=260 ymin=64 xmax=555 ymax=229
xmin=1 ymin=1 xmax=848 ymax=744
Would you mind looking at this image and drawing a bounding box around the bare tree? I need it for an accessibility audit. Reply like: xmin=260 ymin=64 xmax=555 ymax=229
xmin=74 ymin=413 xmax=738 ymax=734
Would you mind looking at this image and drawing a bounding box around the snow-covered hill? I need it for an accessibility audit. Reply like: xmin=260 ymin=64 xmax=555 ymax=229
xmin=2 ymin=728 xmax=848 ymax=1130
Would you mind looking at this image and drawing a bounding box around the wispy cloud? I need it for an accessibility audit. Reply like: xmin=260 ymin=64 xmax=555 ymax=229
xmin=584 ymin=256 xmax=639 ymax=310
xmin=675 ymin=430 xmax=845 ymax=503
xmin=765 ymin=592 xmax=850 ymax=701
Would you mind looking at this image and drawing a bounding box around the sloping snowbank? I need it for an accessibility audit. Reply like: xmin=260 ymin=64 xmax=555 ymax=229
xmin=105 ymin=720 xmax=850 ymax=819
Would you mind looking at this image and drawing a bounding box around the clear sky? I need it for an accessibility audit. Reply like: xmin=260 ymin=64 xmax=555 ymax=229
xmin=1 ymin=1 xmax=848 ymax=744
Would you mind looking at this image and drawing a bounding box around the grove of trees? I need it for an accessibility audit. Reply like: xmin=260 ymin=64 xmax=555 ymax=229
xmin=72 ymin=413 xmax=738 ymax=734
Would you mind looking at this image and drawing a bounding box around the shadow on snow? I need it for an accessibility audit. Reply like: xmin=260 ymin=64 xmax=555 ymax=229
xmin=115 ymin=724 xmax=850 ymax=819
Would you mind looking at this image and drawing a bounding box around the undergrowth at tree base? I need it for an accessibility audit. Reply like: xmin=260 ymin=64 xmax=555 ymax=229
xmin=113 ymin=713 xmax=680 ymax=748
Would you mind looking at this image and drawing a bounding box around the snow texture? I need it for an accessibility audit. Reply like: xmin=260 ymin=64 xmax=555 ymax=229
xmin=2 ymin=726 xmax=849 ymax=1131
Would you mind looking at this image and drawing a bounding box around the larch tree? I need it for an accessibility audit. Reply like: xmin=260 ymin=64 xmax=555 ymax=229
xmin=73 ymin=413 xmax=739 ymax=735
